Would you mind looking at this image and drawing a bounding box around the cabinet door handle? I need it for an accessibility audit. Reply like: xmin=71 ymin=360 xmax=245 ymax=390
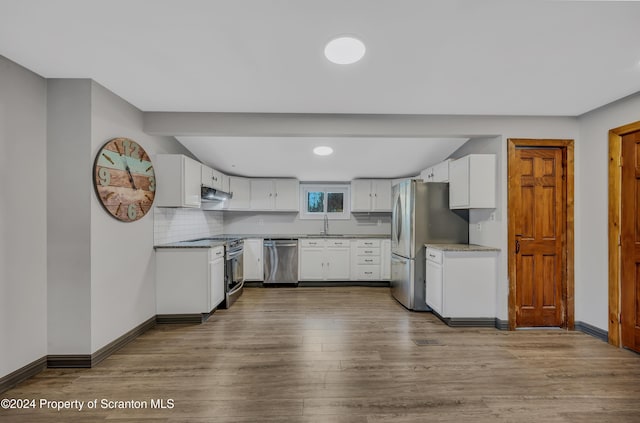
xmin=515 ymin=239 xmax=520 ymax=254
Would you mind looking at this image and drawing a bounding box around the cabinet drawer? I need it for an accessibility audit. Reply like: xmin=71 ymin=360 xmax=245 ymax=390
xmin=426 ymin=248 xmax=443 ymax=264
xmin=327 ymin=239 xmax=350 ymax=247
xmin=358 ymin=256 xmax=380 ymax=265
xmin=209 ymin=246 xmax=224 ymax=260
xmin=300 ymin=239 xmax=326 ymax=247
xmin=356 ymin=239 xmax=381 ymax=248
xmin=356 ymin=266 xmax=380 ymax=280
xmin=357 ymin=247 xmax=380 ymax=256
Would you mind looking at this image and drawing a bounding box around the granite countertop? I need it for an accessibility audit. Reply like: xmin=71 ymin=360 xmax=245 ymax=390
xmin=425 ymin=243 xmax=500 ymax=252
xmin=155 ymin=239 xmax=227 ymax=249
xmin=155 ymin=234 xmax=390 ymax=249
xmin=266 ymin=234 xmax=390 ymax=240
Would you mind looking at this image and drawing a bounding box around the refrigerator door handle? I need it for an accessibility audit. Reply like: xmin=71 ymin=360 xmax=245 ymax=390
xmin=395 ymin=196 xmax=403 ymax=244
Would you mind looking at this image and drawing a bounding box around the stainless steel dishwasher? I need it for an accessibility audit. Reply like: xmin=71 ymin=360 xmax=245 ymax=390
xmin=263 ymin=239 xmax=298 ymax=284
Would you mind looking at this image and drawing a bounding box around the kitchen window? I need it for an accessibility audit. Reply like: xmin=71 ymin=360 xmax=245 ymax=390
xmin=300 ymin=184 xmax=350 ymax=219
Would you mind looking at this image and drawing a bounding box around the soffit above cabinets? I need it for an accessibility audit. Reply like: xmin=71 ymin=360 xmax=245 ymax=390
xmin=176 ymin=136 xmax=469 ymax=181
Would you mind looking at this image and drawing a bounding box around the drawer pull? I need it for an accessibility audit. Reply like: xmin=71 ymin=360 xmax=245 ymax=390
xmin=429 ymin=254 xmax=436 ymax=258
xmin=365 ymin=259 xmax=373 ymax=262
xmin=365 ymin=272 xmax=373 ymax=275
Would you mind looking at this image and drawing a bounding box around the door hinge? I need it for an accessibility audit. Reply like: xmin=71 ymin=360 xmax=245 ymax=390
xmin=619 ymin=235 xmax=622 ymax=246
xmin=619 ymin=156 xmax=624 ymax=168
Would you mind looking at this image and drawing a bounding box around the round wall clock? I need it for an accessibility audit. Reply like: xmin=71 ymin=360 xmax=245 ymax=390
xmin=93 ymin=137 xmax=156 ymax=222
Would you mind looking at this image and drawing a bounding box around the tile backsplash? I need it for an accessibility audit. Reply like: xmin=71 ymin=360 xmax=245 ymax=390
xmin=154 ymin=208 xmax=224 ymax=245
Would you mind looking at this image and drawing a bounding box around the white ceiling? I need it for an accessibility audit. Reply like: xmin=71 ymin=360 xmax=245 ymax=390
xmin=1 ymin=1 xmax=639 ymax=179
xmin=177 ymin=136 xmax=469 ymax=181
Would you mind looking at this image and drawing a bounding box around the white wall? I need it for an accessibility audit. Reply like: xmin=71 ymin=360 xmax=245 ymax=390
xmin=47 ymin=78 xmax=192 ymax=356
xmin=89 ymin=81 xmax=191 ymax=352
xmin=448 ymin=137 xmax=506 ymax=319
xmin=0 ymin=56 xmax=48 ymax=377
xmin=47 ymin=79 xmax=93 ymax=354
xmin=154 ymin=208 xmax=224 ymax=245
xmin=576 ymin=92 xmax=640 ymax=330
xmin=222 ymin=212 xmax=390 ymax=236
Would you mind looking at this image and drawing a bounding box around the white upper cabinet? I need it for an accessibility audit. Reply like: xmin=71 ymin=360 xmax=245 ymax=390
xmin=350 ymin=179 xmax=392 ymax=212
xmin=226 ymin=176 xmax=251 ymax=210
xmin=432 ymin=160 xmax=451 ymax=182
xmin=449 ymin=154 xmax=496 ymax=209
xmin=420 ymin=166 xmax=434 ymax=182
xmin=201 ymin=164 xmax=224 ymax=191
xmin=250 ymin=179 xmax=299 ymax=211
xmin=420 ymin=159 xmax=450 ymax=183
xmin=155 ymin=154 xmax=201 ymax=208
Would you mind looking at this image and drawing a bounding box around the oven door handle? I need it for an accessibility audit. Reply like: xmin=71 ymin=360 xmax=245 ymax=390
xmin=227 ymin=248 xmax=244 ymax=260
xmin=227 ymin=279 xmax=244 ymax=297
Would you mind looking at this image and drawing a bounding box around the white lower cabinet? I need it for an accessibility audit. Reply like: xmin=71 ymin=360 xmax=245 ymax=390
xmin=156 ymin=246 xmax=225 ymax=315
xmin=425 ymin=247 xmax=497 ymax=319
xmin=299 ymin=239 xmax=350 ymax=281
xmin=243 ymin=238 xmax=264 ymax=281
xmin=297 ymin=237 xmax=391 ymax=282
xmin=381 ymin=239 xmax=391 ymax=280
xmin=210 ymin=250 xmax=225 ymax=310
xmin=351 ymin=239 xmax=381 ymax=281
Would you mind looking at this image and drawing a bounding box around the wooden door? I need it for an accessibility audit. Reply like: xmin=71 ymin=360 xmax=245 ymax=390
xmin=512 ymin=147 xmax=565 ymax=327
xmin=621 ymin=130 xmax=640 ymax=352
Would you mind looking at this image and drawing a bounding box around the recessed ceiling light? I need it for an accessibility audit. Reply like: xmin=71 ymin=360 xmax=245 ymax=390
xmin=324 ymin=36 xmax=366 ymax=65
xmin=313 ymin=146 xmax=334 ymax=156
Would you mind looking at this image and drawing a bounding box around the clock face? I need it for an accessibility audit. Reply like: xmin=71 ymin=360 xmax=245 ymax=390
xmin=93 ymin=138 xmax=155 ymax=222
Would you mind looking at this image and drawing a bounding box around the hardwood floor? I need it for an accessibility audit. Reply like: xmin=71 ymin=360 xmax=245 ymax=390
xmin=2 ymin=287 xmax=639 ymax=422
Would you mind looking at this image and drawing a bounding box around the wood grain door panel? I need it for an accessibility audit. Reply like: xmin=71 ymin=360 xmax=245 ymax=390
xmin=513 ymin=147 xmax=565 ymax=327
xmin=621 ymin=131 xmax=640 ymax=352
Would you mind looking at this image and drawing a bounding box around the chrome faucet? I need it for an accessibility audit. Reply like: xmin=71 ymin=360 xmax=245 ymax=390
xmin=322 ymin=214 xmax=329 ymax=235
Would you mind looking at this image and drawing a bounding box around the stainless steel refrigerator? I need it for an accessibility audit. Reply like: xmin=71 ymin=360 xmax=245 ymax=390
xmin=391 ymin=180 xmax=468 ymax=310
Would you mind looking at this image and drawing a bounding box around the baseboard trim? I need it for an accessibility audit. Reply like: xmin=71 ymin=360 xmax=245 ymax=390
xmin=47 ymin=355 xmax=92 ymax=368
xmin=91 ymin=316 xmax=156 ymax=366
xmin=156 ymin=313 xmax=210 ymax=324
xmin=495 ymin=318 xmax=509 ymax=331
xmin=47 ymin=316 xmax=156 ymax=368
xmin=443 ymin=317 xmax=497 ymax=328
xmin=575 ymin=320 xmax=608 ymax=343
xmin=0 ymin=356 xmax=47 ymax=394
xmin=431 ymin=310 xmax=497 ymax=328
xmin=298 ymin=281 xmax=391 ymax=287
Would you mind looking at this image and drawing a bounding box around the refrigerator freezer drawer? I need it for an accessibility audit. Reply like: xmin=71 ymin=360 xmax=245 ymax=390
xmin=390 ymin=254 xmax=414 ymax=309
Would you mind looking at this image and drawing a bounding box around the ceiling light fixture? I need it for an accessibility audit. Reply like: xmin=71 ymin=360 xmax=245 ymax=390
xmin=313 ymin=146 xmax=334 ymax=156
xmin=324 ymin=36 xmax=366 ymax=65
